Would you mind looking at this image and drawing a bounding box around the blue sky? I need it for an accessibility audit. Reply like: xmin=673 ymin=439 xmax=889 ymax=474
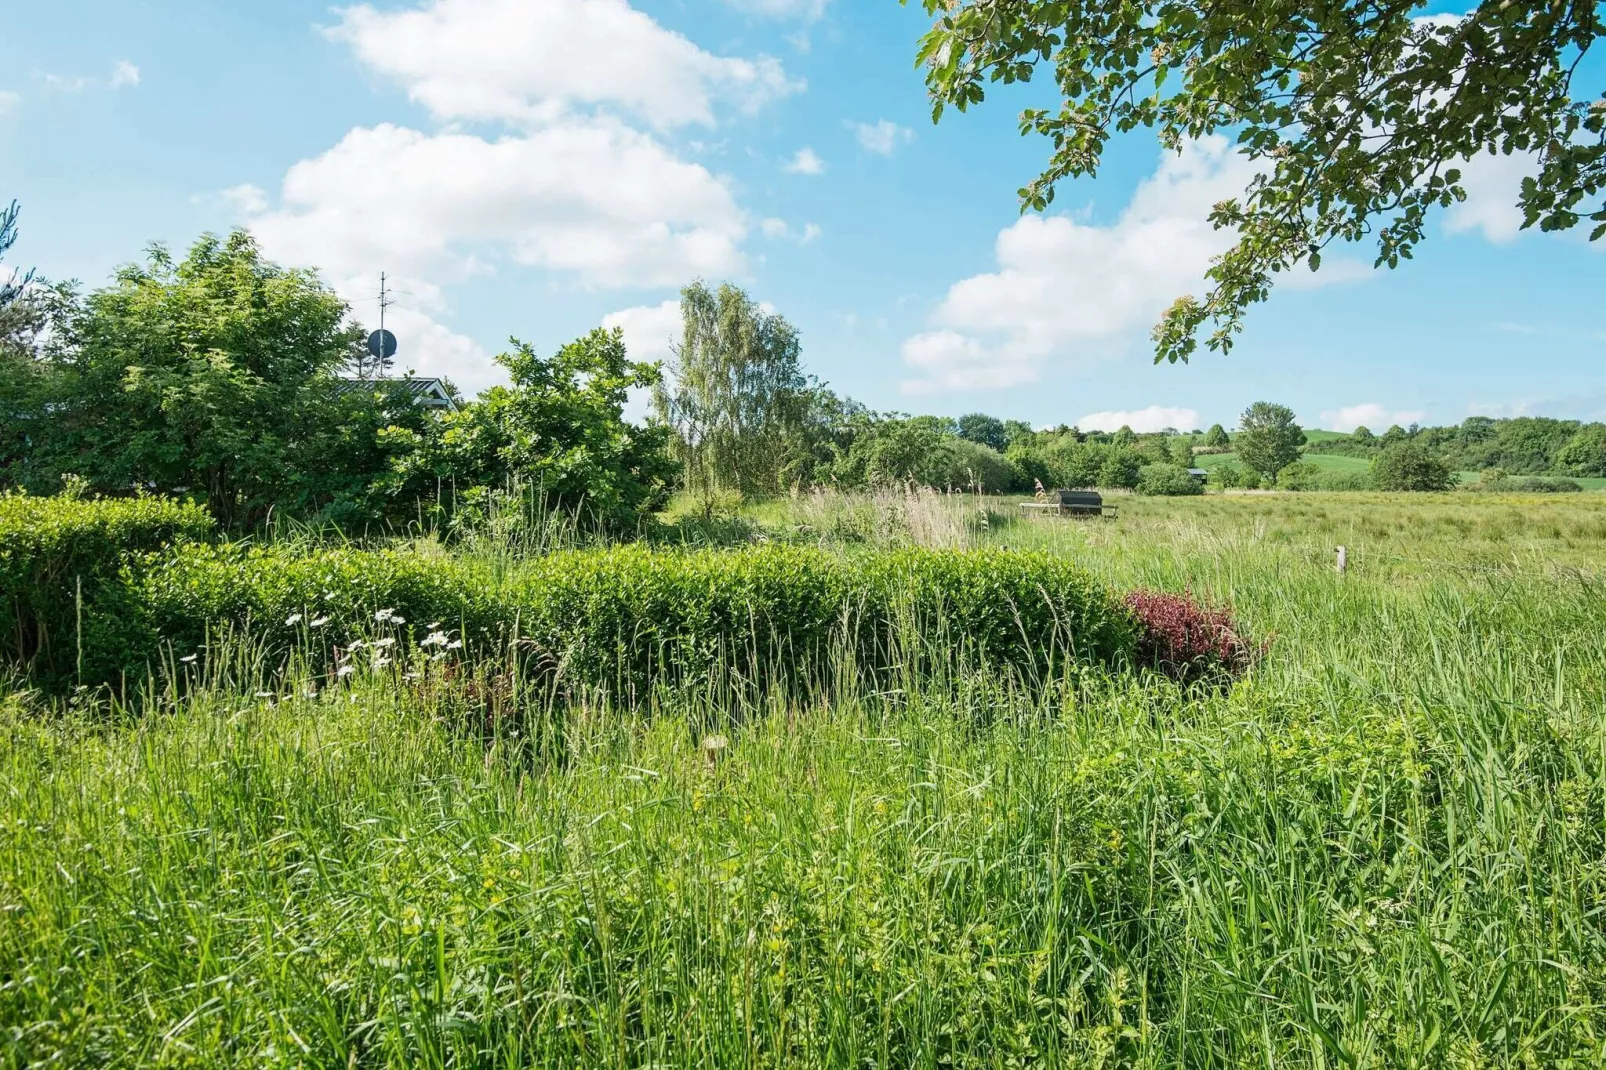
xmin=4 ymin=0 xmax=1603 ymax=433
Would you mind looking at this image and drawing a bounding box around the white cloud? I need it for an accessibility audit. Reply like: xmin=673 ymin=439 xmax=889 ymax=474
xmin=110 ymin=61 xmax=141 ymax=89
xmin=1077 ymin=406 xmax=1201 ymax=434
xmin=1318 ymin=403 xmax=1426 ymax=432
xmin=722 ymin=0 xmax=830 ymax=19
xmin=603 ymin=298 xmax=682 ymax=423
xmin=330 ymin=0 xmax=799 ymax=130
xmin=221 ymin=184 xmax=269 ymax=215
xmin=784 ymin=147 xmax=825 ymax=175
xmin=900 ymin=330 xmax=1038 ymax=394
xmin=758 ymin=218 xmax=821 ymax=243
xmin=242 ymin=120 xmax=746 ymax=288
xmin=40 ymin=73 xmax=92 ymax=93
xmin=0 ymin=91 xmax=18 ymax=115
xmin=899 ymin=136 xmax=1368 ymax=393
xmin=1444 ymin=149 xmax=1538 ymax=244
xmin=604 ymin=298 xmax=682 ymax=367
xmin=848 ymin=119 xmax=912 ymax=155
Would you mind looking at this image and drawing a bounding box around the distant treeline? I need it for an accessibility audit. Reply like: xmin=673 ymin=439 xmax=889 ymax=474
xmin=1304 ymin=418 xmax=1606 ymax=477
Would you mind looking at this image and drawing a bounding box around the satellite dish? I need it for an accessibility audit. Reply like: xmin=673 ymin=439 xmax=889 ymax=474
xmin=367 ymin=329 xmax=398 ymax=360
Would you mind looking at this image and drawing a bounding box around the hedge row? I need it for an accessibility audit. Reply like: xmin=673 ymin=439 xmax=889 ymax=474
xmin=3 ymin=497 xmax=1141 ymax=696
xmin=136 ymin=543 xmax=1138 ymax=696
xmin=0 ymin=494 xmax=214 ymax=682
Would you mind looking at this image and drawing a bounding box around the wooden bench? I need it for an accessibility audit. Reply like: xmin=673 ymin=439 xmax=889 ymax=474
xmin=1019 ymin=489 xmax=1117 ymax=519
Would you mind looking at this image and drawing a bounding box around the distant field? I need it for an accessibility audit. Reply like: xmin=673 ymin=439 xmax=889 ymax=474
xmin=1192 ymin=450 xmax=1370 ymax=474
xmin=1194 ymin=449 xmax=1606 ymax=489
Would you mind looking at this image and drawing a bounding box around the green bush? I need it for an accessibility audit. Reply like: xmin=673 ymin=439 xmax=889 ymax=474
xmin=1275 ymin=460 xmax=1323 ymax=490
xmin=1371 ymin=441 xmax=1455 ymax=491
xmin=1136 ymin=463 xmax=1203 ymax=496
xmin=0 ymin=494 xmax=215 ymax=684
xmin=116 ymin=543 xmax=1139 ymax=698
xmin=940 ymin=438 xmax=1018 ymax=492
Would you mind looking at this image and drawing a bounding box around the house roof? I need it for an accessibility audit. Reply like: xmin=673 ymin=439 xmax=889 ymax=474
xmin=334 ymin=376 xmax=458 ymax=412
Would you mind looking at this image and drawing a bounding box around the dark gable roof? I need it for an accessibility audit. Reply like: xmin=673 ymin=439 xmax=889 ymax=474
xmin=334 ymin=377 xmax=458 ymax=411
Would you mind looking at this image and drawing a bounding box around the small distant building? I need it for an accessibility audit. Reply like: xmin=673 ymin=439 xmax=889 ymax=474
xmin=334 ymin=376 xmax=459 ymax=413
xmin=1187 ymin=467 xmax=1210 ymax=484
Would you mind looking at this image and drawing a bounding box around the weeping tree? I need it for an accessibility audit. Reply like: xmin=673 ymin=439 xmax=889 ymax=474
xmin=652 ymin=281 xmax=808 ymax=506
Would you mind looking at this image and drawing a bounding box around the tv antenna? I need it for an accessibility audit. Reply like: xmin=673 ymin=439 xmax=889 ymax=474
xmin=365 ymin=271 xmax=400 ymax=379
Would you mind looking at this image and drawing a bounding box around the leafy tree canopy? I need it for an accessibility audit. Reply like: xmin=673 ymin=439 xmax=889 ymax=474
xmin=911 ymin=0 xmax=1606 ymax=361
xmin=957 ymin=412 xmax=1009 ymax=452
xmin=1372 ymin=439 xmax=1456 ymax=491
xmin=1202 ymin=424 xmax=1231 ymax=449
xmin=1236 ymin=401 xmax=1306 ymax=479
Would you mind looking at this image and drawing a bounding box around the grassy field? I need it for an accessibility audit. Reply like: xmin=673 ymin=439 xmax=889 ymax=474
xmin=4 ymin=491 xmax=1606 ymax=1066
xmin=1192 ymin=447 xmax=1606 ymax=490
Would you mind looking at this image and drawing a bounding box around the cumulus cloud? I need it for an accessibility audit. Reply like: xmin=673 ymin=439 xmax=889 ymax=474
xmin=899 ymin=136 xmax=1369 ymax=393
xmin=784 ymin=147 xmax=825 ymax=175
xmin=603 ymin=298 xmax=682 ymax=422
xmin=1318 ymin=403 xmax=1426 ymax=432
xmin=242 ymin=121 xmax=746 ymax=288
xmin=1444 ymin=149 xmax=1539 ymax=244
xmin=330 ymin=0 xmax=799 ymax=130
xmin=847 ymin=119 xmax=912 ymax=155
xmin=110 ymin=61 xmax=141 ymax=89
xmin=604 ymin=299 xmax=682 ymax=366
xmin=1077 ymin=406 xmax=1201 ymax=434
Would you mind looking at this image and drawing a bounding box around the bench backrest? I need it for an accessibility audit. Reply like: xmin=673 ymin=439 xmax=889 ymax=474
xmin=1055 ymin=489 xmax=1103 ymax=507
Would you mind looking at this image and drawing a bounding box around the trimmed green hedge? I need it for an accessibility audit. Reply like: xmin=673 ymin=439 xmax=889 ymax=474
xmin=131 ymin=543 xmax=1136 ymax=697
xmin=0 ymin=494 xmax=214 ymax=684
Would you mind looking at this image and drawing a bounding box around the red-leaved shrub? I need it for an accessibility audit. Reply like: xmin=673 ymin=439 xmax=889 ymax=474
xmin=1123 ymin=589 xmax=1260 ymax=684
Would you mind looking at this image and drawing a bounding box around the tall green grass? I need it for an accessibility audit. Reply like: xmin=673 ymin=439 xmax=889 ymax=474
xmin=2 ymin=492 xmax=1604 ymax=1066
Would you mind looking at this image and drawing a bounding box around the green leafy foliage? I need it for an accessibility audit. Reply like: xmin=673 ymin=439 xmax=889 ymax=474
xmin=1202 ymin=424 xmax=1231 ymax=449
xmin=1136 ymin=463 xmax=1203 ymax=496
xmin=1236 ymin=402 xmax=1307 ymax=480
xmin=653 ymin=281 xmax=808 ymax=502
xmin=55 ymin=539 xmax=1140 ymax=695
xmin=1556 ymin=423 xmax=1606 ymax=476
xmin=957 ymin=412 xmax=1009 ymax=452
xmin=0 ymin=494 xmax=213 ymax=683
xmin=390 ymin=329 xmax=675 ymax=531
xmin=912 ymin=0 xmax=1606 ymax=360
xmin=1371 ymin=441 xmax=1456 ymax=492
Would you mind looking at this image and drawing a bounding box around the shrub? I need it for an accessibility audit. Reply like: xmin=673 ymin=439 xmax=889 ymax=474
xmin=0 ymin=493 xmax=214 ymax=684
xmin=1275 ymin=460 xmax=1323 ymax=490
xmin=941 ymin=438 xmax=1018 ymax=492
xmin=1123 ymin=589 xmax=1258 ymax=684
xmin=1371 ymin=441 xmax=1455 ymax=491
xmin=1136 ymin=463 xmax=1203 ymax=496
xmin=1465 ymin=472 xmax=1583 ymax=493
xmin=112 ymin=543 xmax=1141 ymax=699
xmin=1097 ymin=449 xmax=1143 ymax=489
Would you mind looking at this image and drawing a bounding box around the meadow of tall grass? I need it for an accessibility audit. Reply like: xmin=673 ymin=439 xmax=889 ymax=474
xmin=2 ymin=489 xmax=1604 ymax=1067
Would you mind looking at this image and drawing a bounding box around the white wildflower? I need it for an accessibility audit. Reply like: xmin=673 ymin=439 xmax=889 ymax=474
xmin=310 ymin=615 xmax=331 ymax=628
xmin=447 ymin=640 xmax=463 ymax=650
xmin=336 ymin=665 xmax=356 ymax=678
xmin=372 ymin=637 xmax=396 ymax=649
xmin=419 ymin=631 xmax=449 ymax=648
xmin=285 ymin=613 xmax=303 ymax=626
xmin=179 ymin=654 xmax=198 ymax=664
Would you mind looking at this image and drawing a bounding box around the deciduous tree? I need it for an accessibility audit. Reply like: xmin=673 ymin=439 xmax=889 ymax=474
xmin=1236 ymin=402 xmax=1307 ymax=481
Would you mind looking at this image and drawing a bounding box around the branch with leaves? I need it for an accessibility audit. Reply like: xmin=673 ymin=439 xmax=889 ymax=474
xmin=910 ymin=0 xmax=1606 ymax=361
